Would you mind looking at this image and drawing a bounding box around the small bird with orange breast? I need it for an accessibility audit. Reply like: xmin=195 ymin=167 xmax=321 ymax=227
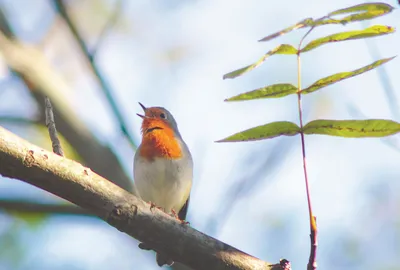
xmin=133 ymin=102 xmax=193 ymax=267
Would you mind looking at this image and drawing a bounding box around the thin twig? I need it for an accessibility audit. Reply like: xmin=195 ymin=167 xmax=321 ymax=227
xmin=45 ymin=96 xmax=64 ymax=156
xmin=297 ymin=29 xmax=318 ymax=270
xmin=91 ymin=0 xmax=124 ymax=57
xmin=52 ymin=0 xmax=137 ymax=150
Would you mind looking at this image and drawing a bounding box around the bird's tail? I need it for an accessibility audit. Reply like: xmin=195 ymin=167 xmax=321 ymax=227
xmin=156 ymin=253 xmax=174 ymax=267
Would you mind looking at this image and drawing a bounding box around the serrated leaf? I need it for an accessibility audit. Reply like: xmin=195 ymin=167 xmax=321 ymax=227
xmin=258 ymin=18 xmax=313 ymax=42
xmin=301 ymin=25 xmax=395 ymax=53
xmin=225 ymin=84 xmax=298 ymax=101
xmin=223 ymin=44 xmax=297 ymax=79
xmin=216 ymin=121 xmax=300 ymax=142
xmin=302 ymin=56 xmax=395 ymax=94
xmin=303 ymin=119 xmax=400 ymax=138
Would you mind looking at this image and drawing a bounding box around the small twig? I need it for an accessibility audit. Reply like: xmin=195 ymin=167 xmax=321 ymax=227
xmin=308 ymin=216 xmax=318 ymax=270
xmin=297 ymin=30 xmax=318 ymax=270
xmin=91 ymin=0 xmax=124 ymax=57
xmin=45 ymin=96 xmax=64 ymax=156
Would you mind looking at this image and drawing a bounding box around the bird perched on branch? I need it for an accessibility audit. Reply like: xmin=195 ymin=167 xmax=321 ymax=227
xmin=133 ymin=102 xmax=193 ymax=267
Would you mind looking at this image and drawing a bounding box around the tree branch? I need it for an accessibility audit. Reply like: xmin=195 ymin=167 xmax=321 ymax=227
xmin=0 ymin=126 xmax=285 ymax=270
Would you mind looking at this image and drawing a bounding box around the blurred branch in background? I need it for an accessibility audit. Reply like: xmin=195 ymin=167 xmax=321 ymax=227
xmin=91 ymin=0 xmax=124 ymax=57
xmin=52 ymin=0 xmax=137 ymax=150
xmin=363 ymin=26 xmax=399 ymax=120
xmin=0 ymin=116 xmax=38 ymax=126
xmin=346 ymin=29 xmax=400 ymax=152
xmin=207 ymin=135 xmax=295 ymax=236
xmin=0 ymin=7 xmax=132 ymax=191
xmin=0 ymin=199 xmax=92 ymax=217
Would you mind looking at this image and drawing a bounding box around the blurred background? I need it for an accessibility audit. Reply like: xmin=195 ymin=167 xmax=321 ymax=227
xmin=0 ymin=0 xmax=399 ymax=269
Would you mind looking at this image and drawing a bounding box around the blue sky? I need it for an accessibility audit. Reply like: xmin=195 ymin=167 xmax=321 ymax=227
xmin=0 ymin=0 xmax=400 ymax=269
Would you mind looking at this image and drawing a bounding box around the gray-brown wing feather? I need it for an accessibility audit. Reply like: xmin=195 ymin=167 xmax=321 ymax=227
xmin=178 ymin=195 xmax=190 ymax=221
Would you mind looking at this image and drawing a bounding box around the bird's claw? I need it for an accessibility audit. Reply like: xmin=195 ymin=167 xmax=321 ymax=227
xmin=170 ymin=209 xmax=190 ymax=225
xmin=149 ymin=201 xmax=164 ymax=212
xmin=180 ymin=220 xmax=190 ymax=225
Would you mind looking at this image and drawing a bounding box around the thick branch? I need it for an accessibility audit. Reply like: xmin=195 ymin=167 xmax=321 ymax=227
xmin=0 ymin=126 xmax=281 ymax=270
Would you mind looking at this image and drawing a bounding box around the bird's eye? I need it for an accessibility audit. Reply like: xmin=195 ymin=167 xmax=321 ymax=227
xmin=160 ymin=113 xmax=166 ymax=119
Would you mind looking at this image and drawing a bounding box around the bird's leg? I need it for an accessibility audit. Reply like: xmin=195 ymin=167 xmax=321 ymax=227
xmin=170 ymin=209 xmax=190 ymax=225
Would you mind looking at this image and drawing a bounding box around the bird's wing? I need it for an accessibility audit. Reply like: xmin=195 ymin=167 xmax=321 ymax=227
xmin=178 ymin=195 xmax=190 ymax=221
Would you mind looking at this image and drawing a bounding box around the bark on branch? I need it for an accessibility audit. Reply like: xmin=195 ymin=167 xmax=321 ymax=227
xmin=0 ymin=126 xmax=283 ymax=270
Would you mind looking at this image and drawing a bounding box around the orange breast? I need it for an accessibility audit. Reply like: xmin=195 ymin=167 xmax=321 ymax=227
xmin=139 ymin=119 xmax=182 ymax=161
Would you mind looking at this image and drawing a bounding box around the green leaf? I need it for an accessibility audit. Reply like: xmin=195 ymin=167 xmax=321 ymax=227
xmin=256 ymin=3 xmax=394 ymax=44
xmin=303 ymin=119 xmax=400 ymax=138
xmin=301 ymin=25 xmax=395 ymax=53
xmin=257 ymin=3 xmax=394 ymax=42
xmin=258 ymin=18 xmax=313 ymax=42
xmin=325 ymin=3 xmax=394 ymax=25
xmin=309 ymin=15 xmax=389 ymax=26
xmin=302 ymin=56 xmax=395 ymax=94
xmin=223 ymin=44 xmax=297 ymax=79
xmin=225 ymin=83 xmax=298 ymax=101
xmin=298 ymin=3 xmax=394 ymax=27
xmin=329 ymin=2 xmax=394 ymax=16
xmin=216 ymin=121 xmax=300 ymax=142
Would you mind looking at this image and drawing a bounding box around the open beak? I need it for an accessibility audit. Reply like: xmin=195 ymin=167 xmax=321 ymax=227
xmin=138 ymin=102 xmax=146 ymax=111
xmin=137 ymin=102 xmax=147 ymax=119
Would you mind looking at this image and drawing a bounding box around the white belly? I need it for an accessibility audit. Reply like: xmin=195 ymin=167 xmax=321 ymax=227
xmin=133 ymin=155 xmax=193 ymax=213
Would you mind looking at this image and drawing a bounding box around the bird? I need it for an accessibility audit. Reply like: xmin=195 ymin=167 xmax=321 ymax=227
xmin=133 ymin=102 xmax=193 ymax=267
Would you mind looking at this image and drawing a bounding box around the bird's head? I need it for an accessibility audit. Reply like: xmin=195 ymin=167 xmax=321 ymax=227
xmin=137 ymin=102 xmax=181 ymax=138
